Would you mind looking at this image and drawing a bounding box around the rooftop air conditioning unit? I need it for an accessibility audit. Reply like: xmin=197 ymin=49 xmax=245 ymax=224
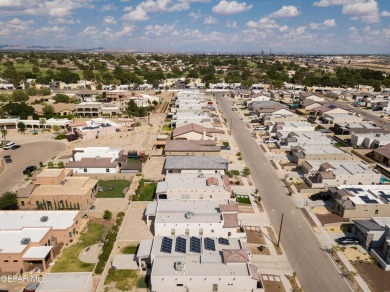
xmin=185 ymin=212 xmax=193 ymax=219
xmin=21 ymin=238 xmax=31 ymax=245
xmin=40 ymin=216 xmax=49 ymax=222
xmin=175 ymin=261 xmax=184 ymax=271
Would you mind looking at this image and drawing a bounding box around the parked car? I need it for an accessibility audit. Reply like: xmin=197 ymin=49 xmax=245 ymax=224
xmin=231 ymin=108 xmax=238 ymax=111
xmin=254 ymin=126 xmax=267 ymax=131
xmin=3 ymin=142 xmax=16 ymax=150
xmin=335 ymin=236 xmax=360 ymax=245
xmin=66 ymin=134 xmax=78 ymax=142
xmin=248 ymin=115 xmax=257 ymax=119
xmin=309 ymin=192 xmax=331 ymax=201
xmin=263 ymin=138 xmax=277 ymax=143
xmin=11 ymin=144 xmax=21 ymax=150
xmin=23 ymin=166 xmax=37 ymax=175
xmin=3 ymin=155 xmax=12 ymax=163
xmin=23 ymin=282 xmax=40 ymax=292
xmin=220 ymin=145 xmax=231 ymax=150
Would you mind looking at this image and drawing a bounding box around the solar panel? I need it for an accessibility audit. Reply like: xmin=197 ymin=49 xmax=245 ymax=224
xmin=218 ymin=237 xmax=229 ymax=245
xmin=190 ymin=237 xmax=201 ymax=253
xmin=204 ymin=237 xmax=216 ymax=251
xmin=379 ymin=194 xmax=390 ymax=203
xmin=175 ymin=237 xmax=187 ymax=253
xmin=161 ymin=237 xmax=173 ymax=253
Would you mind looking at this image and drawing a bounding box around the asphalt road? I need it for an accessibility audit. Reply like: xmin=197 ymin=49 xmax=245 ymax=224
xmin=218 ymin=96 xmax=351 ymax=292
xmin=0 ymin=141 xmax=67 ymax=193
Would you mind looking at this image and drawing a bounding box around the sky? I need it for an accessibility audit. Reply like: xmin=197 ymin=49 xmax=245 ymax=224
xmin=0 ymin=0 xmax=389 ymax=54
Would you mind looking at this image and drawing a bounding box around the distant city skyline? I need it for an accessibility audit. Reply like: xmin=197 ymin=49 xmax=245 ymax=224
xmin=0 ymin=0 xmax=389 ymax=54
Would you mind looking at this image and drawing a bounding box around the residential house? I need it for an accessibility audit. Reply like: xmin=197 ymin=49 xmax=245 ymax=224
xmin=275 ymin=131 xmax=333 ymax=150
xmin=291 ymin=145 xmax=355 ymax=164
xmin=145 ymin=200 xmax=245 ymax=239
xmin=321 ymin=112 xmax=363 ymax=125
xmin=312 ymin=103 xmax=352 ymax=118
xmin=299 ymin=92 xmax=326 ymax=102
xmin=268 ymin=122 xmax=315 ymax=134
xmin=76 ymin=90 xmax=99 ymax=102
xmin=333 ymin=122 xmax=383 ymax=135
xmin=371 ymin=144 xmax=390 ymax=166
xmin=32 ymin=103 xmax=76 ymax=117
xmin=70 ymin=118 xmax=122 ymax=140
xmin=164 ymin=140 xmax=221 ymax=156
xmin=75 ymin=102 xmax=101 ymax=117
xmin=164 ymin=156 xmax=229 ymax=174
xmin=36 ymin=272 xmax=94 ymax=292
xmin=351 ymin=133 xmax=390 ymax=148
xmin=172 ymin=123 xmax=220 ymax=140
xmin=136 ymin=236 xmax=263 ymax=292
xmin=17 ymin=168 xmax=98 ymax=210
xmin=302 ymin=160 xmax=381 ymax=188
xmin=0 ymin=210 xmax=82 ymax=273
xmin=66 ymin=147 xmax=124 ymax=174
xmin=156 ymin=173 xmax=232 ymax=200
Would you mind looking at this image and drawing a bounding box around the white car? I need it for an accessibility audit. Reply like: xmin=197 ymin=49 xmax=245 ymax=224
xmin=263 ymin=138 xmax=277 ymax=143
xmin=3 ymin=142 xmax=16 ymax=150
xmin=254 ymin=126 xmax=267 ymax=131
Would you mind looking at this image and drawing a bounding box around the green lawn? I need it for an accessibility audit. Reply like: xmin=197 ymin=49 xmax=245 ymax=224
xmin=121 ymin=245 xmax=138 ymax=254
xmin=236 ymin=195 xmax=251 ymax=204
xmin=52 ymin=222 xmax=108 ymax=272
xmin=162 ymin=125 xmax=173 ymax=132
xmin=222 ymin=141 xmax=230 ymax=146
xmin=105 ymin=269 xmax=141 ymax=291
xmin=230 ymin=170 xmax=240 ymax=176
xmin=96 ymin=180 xmax=130 ymax=198
xmin=133 ymin=182 xmax=157 ymax=201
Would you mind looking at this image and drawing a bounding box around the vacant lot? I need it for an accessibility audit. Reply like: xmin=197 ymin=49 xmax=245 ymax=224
xmin=353 ymin=261 xmax=390 ymax=292
xmin=97 ymin=180 xmax=130 ymax=198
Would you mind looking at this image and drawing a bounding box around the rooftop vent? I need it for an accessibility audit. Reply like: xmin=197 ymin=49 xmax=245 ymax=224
xmin=175 ymin=261 xmax=184 ymax=271
xmin=21 ymin=238 xmax=31 ymax=245
xmin=185 ymin=212 xmax=193 ymax=219
xmin=96 ymin=156 xmax=100 ymax=160
xmin=40 ymin=216 xmax=49 ymax=222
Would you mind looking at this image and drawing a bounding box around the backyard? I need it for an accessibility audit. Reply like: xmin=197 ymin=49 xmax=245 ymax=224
xmin=132 ymin=180 xmax=157 ymax=201
xmin=52 ymin=221 xmax=110 ymax=272
xmin=96 ymin=180 xmax=131 ymax=198
xmin=162 ymin=125 xmax=173 ymax=132
xmin=236 ymin=195 xmax=251 ymax=204
xmin=104 ymin=269 xmax=148 ymax=291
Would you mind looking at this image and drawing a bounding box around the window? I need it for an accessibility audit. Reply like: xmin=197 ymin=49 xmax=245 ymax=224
xmin=83 ymin=168 xmax=87 ymax=173
xmin=211 ymin=229 xmax=214 ymax=233
xmin=375 ymin=210 xmax=379 ymax=214
xmin=185 ymin=228 xmax=189 ymax=235
xmin=199 ymin=228 xmax=203 ymax=236
xmin=212 ymin=284 xmax=218 ymax=292
xmin=13 ymin=260 xmax=18 ymax=263
xmin=4 ymin=260 xmax=9 ymax=262
xmin=177 ymin=284 xmax=183 ymax=287
xmin=21 ymin=201 xmax=25 ymax=206
xmin=106 ymin=168 xmax=110 ymax=173
xmin=69 ymin=232 xmax=72 ymax=237
xmin=171 ymin=229 xmax=175 ymax=236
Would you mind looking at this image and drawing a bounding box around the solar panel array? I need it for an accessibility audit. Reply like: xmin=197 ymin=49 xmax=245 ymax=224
xmin=190 ymin=237 xmax=201 ymax=253
xmin=161 ymin=237 xmax=173 ymax=253
xmin=379 ymin=194 xmax=390 ymax=203
xmin=175 ymin=237 xmax=187 ymax=253
xmin=346 ymin=187 xmax=364 ymax=193
xmin=204 ymin=237 xmax=216 ymax=251
xmin=218 ymin=237 xmax=229 ymax=245
xmin=359 ymin=195 xmax=378 ymax=204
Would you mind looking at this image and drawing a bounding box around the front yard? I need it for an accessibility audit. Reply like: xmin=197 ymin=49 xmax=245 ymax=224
xmin=52 ymin=221 xmax=111 ymax=272
xmin=96 ymin=180 xmax=131 ymax=198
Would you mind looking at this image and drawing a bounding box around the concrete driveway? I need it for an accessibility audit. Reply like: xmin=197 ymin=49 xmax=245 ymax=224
xmin=0 ymin=141 xmax=67 ymax=193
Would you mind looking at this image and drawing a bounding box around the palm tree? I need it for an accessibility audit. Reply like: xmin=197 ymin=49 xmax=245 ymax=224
xmin=0 ymin=127 xmax=8 ymax=143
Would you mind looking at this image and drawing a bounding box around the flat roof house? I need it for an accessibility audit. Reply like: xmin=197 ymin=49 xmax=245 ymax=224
xmin=268 ymin=122 xmax=315 ymax=134
xmin=71 ymin=118 xmax=122 ymax=140
xmin=36 ymin=272 xmax=93 ymax=292
xmin=291 ymin=145 xmax=355 ymax=164
xmin=164 ymin=156 xmax=229 ymax=174
xmin=351 ymin=133 xmax=390 ymax=148
xmin=172 ymin=123 xmax=220 ymax=141
xmin=17 ymin=168 xmax=98 ymax=210
xmin=275 ymin=131 xmax=332 ymax=150
xmin=322 ymin=112 xmax=363 ymax=125
xmin=302 ymin=160 xmax=381 ymax=188
xmin=145 ymin=200 xmax=245 ymax=239
xmin=333 ymin=122 xmax=383 ymax=135
xmin=164 ymin=140 xmax=221 ymax=156
xmin=0 ymin=210 xmax=81 ymax=273
xmin=136 ymin=236 xmax=263 ymax=292
xmin=156 ymin=173 xmax=232 ymax=200
xmin=371 ymin=144 xmax=390 ymax=167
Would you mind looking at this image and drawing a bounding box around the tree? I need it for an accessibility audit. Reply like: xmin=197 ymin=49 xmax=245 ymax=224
xmin=53 ymin=93 xmax=70 ymax=104
xmin=11 ymin=90 xmax=29 ymax=102
xmin=17 ymin=121 xmax=26 ymax=133
xmin=0 ymin=192 xmax=18 ymax=210
xmin=82 ymin=69 xmax=95 ymax=81
xmin=242 ymin=167 xmax=251 ymax=177
xmin=3 ymin=102 xmax=35 ymax=119
xmin=0 ymin=127 xmax=8 ymax=143
xmin=103 ymin=210 xmax=112 ymax=220
xmin=39 ymin=117 xmax=47 ymax=130
xmin=43 ymin=104 xmax=55 ymax=119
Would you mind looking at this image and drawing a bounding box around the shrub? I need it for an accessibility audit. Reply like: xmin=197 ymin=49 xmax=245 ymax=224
xmin=103 ymin=210 xmax=112 ymax=220
xmin=54 ymin=133 xmax=67 ymax=140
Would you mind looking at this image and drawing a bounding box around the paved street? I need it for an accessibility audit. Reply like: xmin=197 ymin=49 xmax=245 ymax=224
xmin=217 ymin=95 xmax=351 ymax=292
xmin=0 ymin=141 xmax=67 ymax=193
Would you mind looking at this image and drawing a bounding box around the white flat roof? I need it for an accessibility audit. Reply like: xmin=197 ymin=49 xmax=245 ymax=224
xmin=297 ymin=145 xmax=346 ymax=155
xmin=36 ymin=272 xmax=92 ymax=292
xmin=0 ymin=211 xmax=79 ymax=230
xmin=337 ymin=185 xmax=390 ymax=205
xmin=0 ymin=228 xmax=50 ymax=253
xmin=306 ymin=160 xmax=378 ymax=176
xmin=23 ymin=246 xmax=53 ymax=259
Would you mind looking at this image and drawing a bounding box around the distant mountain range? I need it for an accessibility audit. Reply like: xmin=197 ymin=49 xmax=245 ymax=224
xmin=0 ymin=44 xmax=106 ymax=52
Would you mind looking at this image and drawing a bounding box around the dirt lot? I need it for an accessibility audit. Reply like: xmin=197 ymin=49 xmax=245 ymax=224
xmin=343 ymin=247 xmax=371 ymax=262
xmin=142 ymin=157 xmax=165 ymax=181
xmin=262 ymin=274 xmax=286 ymax=292
xmin=353 ymin=261 xmax=390 ymax=292
xmin=246 ymin=228 xmax=266 ymax=244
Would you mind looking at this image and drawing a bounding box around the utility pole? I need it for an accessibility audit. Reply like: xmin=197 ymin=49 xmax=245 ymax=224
xmin=277 ymin=213 xmax=284 ymax=247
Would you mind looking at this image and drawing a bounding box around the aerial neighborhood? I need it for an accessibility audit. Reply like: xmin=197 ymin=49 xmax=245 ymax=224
xmin=1 ymin=52 xmax=390 ymax=292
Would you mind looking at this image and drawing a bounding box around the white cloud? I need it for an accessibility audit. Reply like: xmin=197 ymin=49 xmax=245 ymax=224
xmin=122 ymin=7 xmax=149 ymax=21
xmin=309 ymin=18 xmax=337 ymax=29
xmin=381 ymin=11 xmax=390 ymax=17
xmin=268 ymin=5 xmax=300 ymax=18
xmin=79 ymin=24 xmax=134 ymax=39
xmin=0 ymin=18 xmax=34 ymax=36
xmin=279 ymin=25 xmax=289 ymax=32
xmin=313 ymin=0 xmax=356 ymax=7
xmin=21 ymin=0 xmax=94 ymax=18
xmin=115 ymin=25 xmax=134 ymax=36
xmin=145 ymin=23 xmax=176 ymax=36
xmin=79 ymin=26 xmax=99 ymax=37
xmin=342 ymin=1 xmax=380 ymax=23
xmin=35 ymin=25 xmax=66 ymax=34
xmin=103 ymin=16 xmax=117 ymax=25
xmin=226 ymin=20 xmax=237 ymax=28
xmin=204 ymin=16 xmax=218 ymax=24
xmin=189 ymin=10 xmax=202 ymax=21
xmin=101 ymin=4 xmax=117 ymax=11
xmin=48 ymin=18 xmax=80 ymax=25
xmin=212 ymin=1 xmax=252 ymax=15
xmin=246 ymin=17 xmax=279 ymax=29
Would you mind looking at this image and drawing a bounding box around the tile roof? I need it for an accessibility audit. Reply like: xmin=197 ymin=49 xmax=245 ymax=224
xmin=223 ymin=213 xmax=239 ymax=228
xmin=373 ymin=143 xmax=390 ymax=159
xmin=66 ymin=157 xmax=118 ymax=168
xmin=165 ymin=140 xmax=221 ymax=152
xmin=164 ymin=156 xmax=228 ymax=170
xmin=219 ymin=203 xmax=239 ymax=213
xmin=222 ymin=249 xmax=249 ymax=263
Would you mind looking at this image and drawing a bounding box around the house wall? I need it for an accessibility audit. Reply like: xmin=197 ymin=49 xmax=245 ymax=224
xmin=35 ymin=172 xmax=66 ymax=185
xmin=341 ymin=204 xmax=390 ymax=219
xmin=68 ymin=167 xmax=119 ymax=174
xmin=151 ymin=274 xmax=261 ymax=292
xmin=372 ymin=152 xmax=390 ymax=166
xmin=19 ymin=193 xmax=94 ymax=211
xmin=76 ymin=127 xmax=117 ymax=140
xmin=161 ymin=190 xmax=231 ymax=200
